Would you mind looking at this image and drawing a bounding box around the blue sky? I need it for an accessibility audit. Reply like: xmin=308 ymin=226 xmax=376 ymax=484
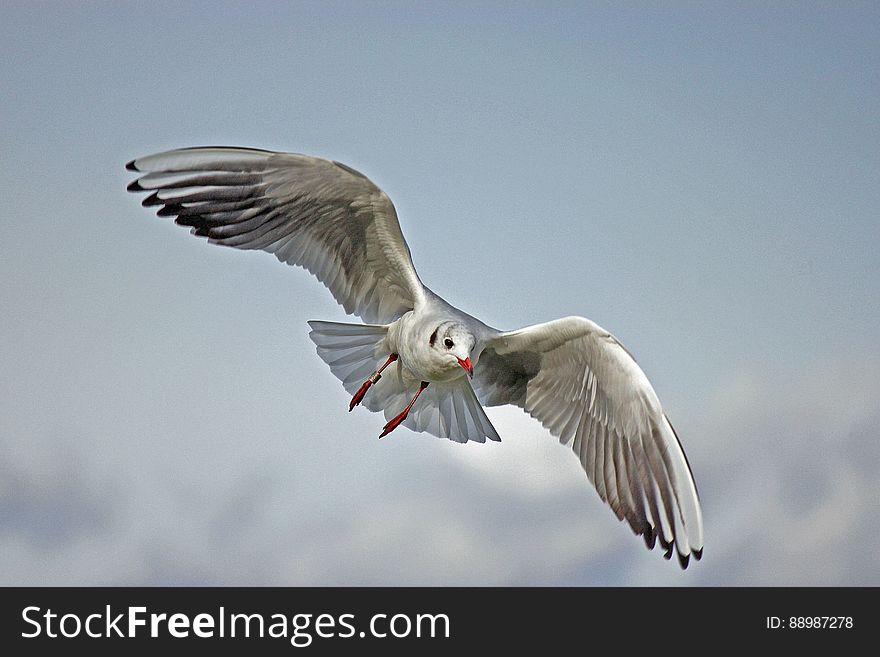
xmin=1 ymin=2 xmax=878 ymax=585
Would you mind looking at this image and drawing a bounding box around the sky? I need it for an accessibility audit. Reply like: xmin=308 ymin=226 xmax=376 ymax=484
xmin=1 ymin=1 xmax=878 ymax=585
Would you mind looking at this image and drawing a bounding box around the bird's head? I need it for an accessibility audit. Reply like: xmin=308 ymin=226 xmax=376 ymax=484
xmin=429 ymin=321 xmax=475 ymax=377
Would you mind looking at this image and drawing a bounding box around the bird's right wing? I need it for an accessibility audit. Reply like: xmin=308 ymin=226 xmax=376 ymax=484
xmin=127 ymin=147 xmax=426 ymax=324
xmin=473 ymin=316 xmax=703 ymax=567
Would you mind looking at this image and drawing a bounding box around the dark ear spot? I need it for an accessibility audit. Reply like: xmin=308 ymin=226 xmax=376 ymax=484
xmin=429 ymin=328 xmax=438 ymax=347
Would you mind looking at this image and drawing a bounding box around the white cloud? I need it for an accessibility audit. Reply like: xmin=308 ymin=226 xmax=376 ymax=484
xmin=679 ymin=357 xmax=880 ymax=585
xmin=1 ymin=357 xmax=877 ymax=586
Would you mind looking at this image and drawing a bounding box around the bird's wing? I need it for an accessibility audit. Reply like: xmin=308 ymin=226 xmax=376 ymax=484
xmin=473 ymin=316 xmax=703 ymax=567
xmin=127 ymin=147 xmax=426 ymax=324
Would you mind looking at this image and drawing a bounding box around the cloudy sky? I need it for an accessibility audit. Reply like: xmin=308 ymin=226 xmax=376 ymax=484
xmin=1 ymin=2 xmax=878 ymax=586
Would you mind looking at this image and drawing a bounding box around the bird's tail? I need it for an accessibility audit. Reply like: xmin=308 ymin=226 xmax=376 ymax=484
xmin=308 ymin=319 xmax=501 ymax=443
xmin=307 ymin=320 xmax=390 ymax=396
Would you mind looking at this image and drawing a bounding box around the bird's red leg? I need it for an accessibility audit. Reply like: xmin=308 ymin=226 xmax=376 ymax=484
xmin=379 ymin=381 xmax=429 ymax=438
xmin=349 ymin=353 xmax=398 ymax=412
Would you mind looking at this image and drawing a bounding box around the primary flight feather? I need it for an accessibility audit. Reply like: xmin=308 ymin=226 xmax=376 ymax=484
xmin=126 ymin=146 xmax=704 ymax=568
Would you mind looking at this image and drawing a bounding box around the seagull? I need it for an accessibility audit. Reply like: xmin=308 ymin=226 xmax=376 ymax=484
xmin=126 ymin=146 xmax=703 ymax=568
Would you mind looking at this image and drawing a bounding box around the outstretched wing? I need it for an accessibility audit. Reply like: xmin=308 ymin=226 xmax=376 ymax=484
xmin=127 ymin=147 xmax=426 ymax=324
xmin=473 ymin=316 xmax=703 ymax=567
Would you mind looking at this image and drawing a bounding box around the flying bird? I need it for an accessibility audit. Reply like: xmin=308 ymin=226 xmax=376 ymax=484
xmin=126 ymin=146 xmax=703 ymax=568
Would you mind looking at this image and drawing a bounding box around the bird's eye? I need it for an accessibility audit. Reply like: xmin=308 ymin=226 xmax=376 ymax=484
xmin=444 ymin=338 xmax=454 ymax=349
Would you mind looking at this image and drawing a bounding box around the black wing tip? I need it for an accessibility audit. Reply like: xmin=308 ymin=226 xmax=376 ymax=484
xmin=126 ymin=179 xmax=143 ymax=192
xmin=173 ymin=217 xmax=212 ymax=238
xmin=141 ymin=191 xmax=162 ymax=207
xmin=156 ymin=205 xmax=180 ymax=217
xmin=125 ymin=159 xmax=139 ymax=172
xmin=639 ymin=524 xmax=701 ymax=568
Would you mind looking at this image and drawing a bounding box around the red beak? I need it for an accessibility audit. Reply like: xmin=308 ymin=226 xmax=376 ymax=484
xmin=457 ymin=357 xmax=473 ymax=378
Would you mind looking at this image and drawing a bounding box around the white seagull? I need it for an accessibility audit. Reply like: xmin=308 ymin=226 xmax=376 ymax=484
xmin=126 ymin=146 xmax=703 ymax=568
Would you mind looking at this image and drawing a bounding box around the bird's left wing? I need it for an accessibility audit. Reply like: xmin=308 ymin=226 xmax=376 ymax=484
xmin=127 ymin=147 xmax=426 ymax=324
xmin=473 ymin=316 xmax=703 ymax=567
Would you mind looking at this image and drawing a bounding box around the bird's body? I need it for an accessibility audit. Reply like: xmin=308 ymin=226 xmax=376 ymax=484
xmin=388 ymin=299 xmax=484 ymax=384
xmin=127 ymin=146 xmax=704 ymax=567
